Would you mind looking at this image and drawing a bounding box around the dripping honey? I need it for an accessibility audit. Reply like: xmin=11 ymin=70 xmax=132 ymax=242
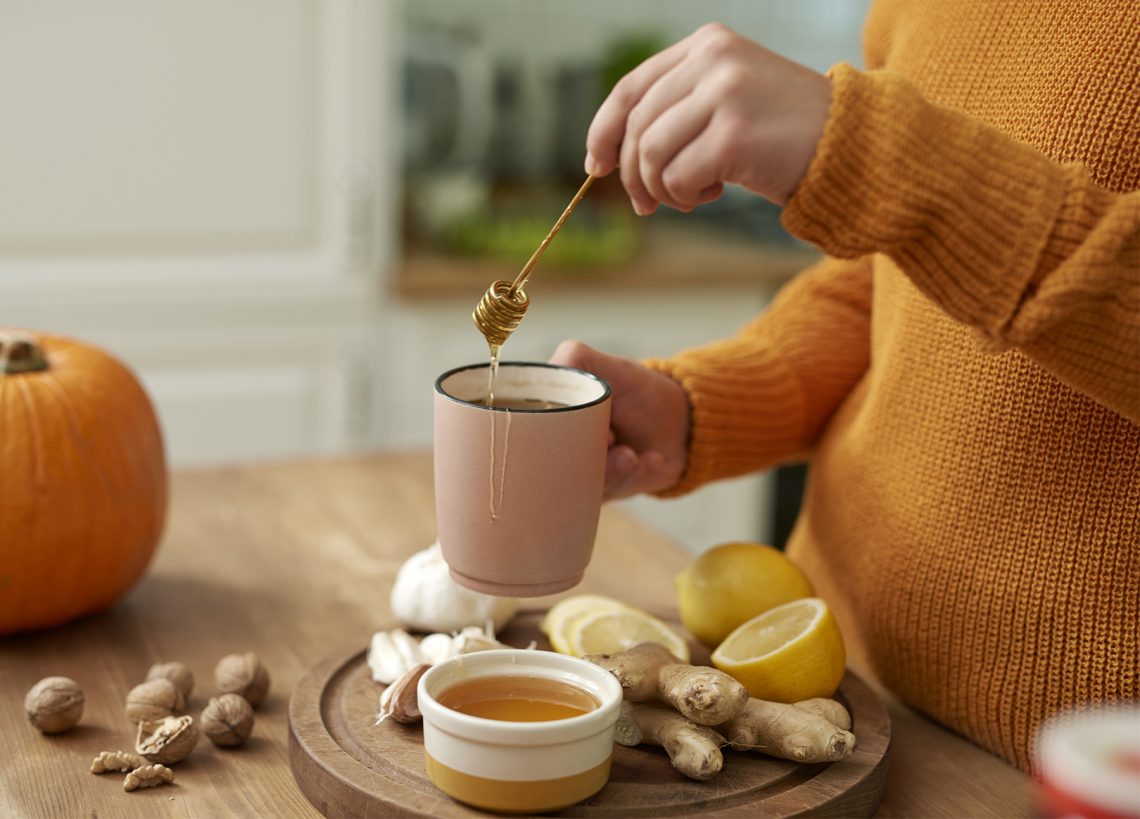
xmin=437 ymin=675 xmax=598 ymax=722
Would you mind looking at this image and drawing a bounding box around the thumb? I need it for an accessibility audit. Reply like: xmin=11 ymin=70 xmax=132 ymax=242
xmin=549 ymin=339 xmax=599 ymax=371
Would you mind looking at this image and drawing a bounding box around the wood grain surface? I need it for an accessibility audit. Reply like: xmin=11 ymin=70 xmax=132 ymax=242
xmin=0 ymin=453 xmax=1032 ymax=817
xmin=289 ymin=612 xmax=890 ymax=818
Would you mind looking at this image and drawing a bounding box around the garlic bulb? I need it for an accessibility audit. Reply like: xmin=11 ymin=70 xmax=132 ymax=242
xmin=389 ymin=542 xmax=519 ymax=634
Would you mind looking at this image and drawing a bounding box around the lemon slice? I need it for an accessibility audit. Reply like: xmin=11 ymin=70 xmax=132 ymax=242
xmin=711 ymin=597 xmax=845 ymax=702
xmin=567 ymin=608 xmax=691 ymax=662
xmin=540 ymin=594 xmax=629 ymax=655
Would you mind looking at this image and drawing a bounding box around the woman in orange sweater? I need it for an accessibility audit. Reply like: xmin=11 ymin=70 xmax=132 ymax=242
xmin=553 ymin=4 xmax=1139 ymax=772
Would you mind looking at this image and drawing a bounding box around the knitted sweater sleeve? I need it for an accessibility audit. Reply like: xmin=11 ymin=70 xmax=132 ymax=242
xmin=783 ymin=64 xmax=1140 ymax=423
xmin=645 ymin=253 xmax=873 ymax=496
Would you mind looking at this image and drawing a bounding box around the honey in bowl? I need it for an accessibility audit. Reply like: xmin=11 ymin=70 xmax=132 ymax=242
xmin=438 ymin=674 xmax=598 ymax=722
xmin=418 ymin=649 xmax=623 ymax=813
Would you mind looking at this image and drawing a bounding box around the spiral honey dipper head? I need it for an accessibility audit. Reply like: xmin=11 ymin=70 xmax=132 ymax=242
xmin=473 ymin=280 xmax=531 ymax=347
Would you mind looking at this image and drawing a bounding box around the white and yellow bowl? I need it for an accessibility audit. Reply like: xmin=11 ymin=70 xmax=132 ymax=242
xmin=418 ymin=649 xmax=623 ymax=813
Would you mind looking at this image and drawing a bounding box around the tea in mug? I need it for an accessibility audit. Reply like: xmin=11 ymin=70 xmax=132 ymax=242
xmin=476 ymin=397 xmax=569 ymax=411
xmin=437 ymin=674 xmax=598 ymax=722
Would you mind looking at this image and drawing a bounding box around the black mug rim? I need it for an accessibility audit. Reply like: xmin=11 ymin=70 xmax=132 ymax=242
xmin=434 ymin=361 xmax=612 ymax=413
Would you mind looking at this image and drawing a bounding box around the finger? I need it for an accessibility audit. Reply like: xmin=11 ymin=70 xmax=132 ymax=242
xmin=605 ymin=449 xmax=668 ymax=500
xmin=638 ymin=92 xmax=715 ymax=210
xmin=623 ymin=63 xmax=704 ymax=209
xmin=619 ymin=124 xmax=656 ymax=216
xmin=604 ymin=445 xmax=639 ymax=496
xmin=548 ymin=338 xmax=595 ymax=370
xmin=695 ymin=183 xmax=725 ymax=206
xmin=660 ymin=121 xmax=729 ymax=208
xmin=586 ymin=35 xmax=695 ymax=175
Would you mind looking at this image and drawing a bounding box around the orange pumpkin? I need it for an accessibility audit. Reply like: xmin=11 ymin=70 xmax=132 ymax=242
xmin=0 ymin=328 xmax=167 ymax=634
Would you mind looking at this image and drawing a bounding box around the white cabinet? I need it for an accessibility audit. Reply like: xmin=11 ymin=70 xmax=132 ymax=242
xmin=0 ymin=0 xmax=397 ymax=466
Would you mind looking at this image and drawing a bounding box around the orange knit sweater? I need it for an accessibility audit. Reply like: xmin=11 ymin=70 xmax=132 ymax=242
xmin=651 ymin=1 xmax=1139 ymax=771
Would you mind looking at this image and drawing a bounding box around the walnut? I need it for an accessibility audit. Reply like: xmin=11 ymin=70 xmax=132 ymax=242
xmin=123 ymin=763 xmax=175 ymax=792
xmin=25 ymin=676 xmax=84 ymax=733
xmin=214 ymin=652 xmax=270 ymax=707
xmin=90 ymin=750 xmax=145 ymax=774
xmin=125 ymin=678 xmax=185 ymax=724
xmin=201 ymin=693 xmax=255 ymax=747
xmin=146 ymin=661 xmax=194 ymax=700
xmin=135 ymin=715 xmax=199 ymax=765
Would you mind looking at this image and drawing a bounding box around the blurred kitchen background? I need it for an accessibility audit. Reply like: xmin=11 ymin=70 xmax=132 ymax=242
xmin=0 ymin=0 xmax=867 ymax=554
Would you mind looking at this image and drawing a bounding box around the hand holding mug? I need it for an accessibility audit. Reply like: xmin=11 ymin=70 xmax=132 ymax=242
xmin=549 ymin=340 xmax=689 ymax=500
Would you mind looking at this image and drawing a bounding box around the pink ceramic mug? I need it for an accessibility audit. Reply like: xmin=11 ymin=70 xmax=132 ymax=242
xmin=434 ymin=362 xmax=612 ymax=596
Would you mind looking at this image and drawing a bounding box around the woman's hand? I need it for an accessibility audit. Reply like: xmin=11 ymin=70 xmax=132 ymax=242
xmin=550 ymin=340 xmax=689 ymax=499
xmin=585 ymin=23 xmax=831 ymax=214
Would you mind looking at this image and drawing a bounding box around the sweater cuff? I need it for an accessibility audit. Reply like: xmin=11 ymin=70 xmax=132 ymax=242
xmin=782 ymin=63 xmax=1065 ymax=340
xmin=643 ymin=346 xmax=805 ymax=498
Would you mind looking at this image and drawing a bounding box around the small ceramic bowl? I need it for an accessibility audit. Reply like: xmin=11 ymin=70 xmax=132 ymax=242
xmin=418 ymin=649 xmax=623 ymax=814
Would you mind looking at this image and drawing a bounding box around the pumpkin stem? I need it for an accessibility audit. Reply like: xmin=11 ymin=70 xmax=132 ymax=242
xmin=0 ymin=331 xmax=48 ymax=375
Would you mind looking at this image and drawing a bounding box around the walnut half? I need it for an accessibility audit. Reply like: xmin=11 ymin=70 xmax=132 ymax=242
xmin=136 ymin=714 xmax=199 ymax=765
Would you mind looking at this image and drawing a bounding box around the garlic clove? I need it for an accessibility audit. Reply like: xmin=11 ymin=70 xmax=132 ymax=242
xmin=367 ymin=632 xmax=409 ymax=684
xmin=418 ymin=632 xmax=458 ymax=666
xmin=390 ymin=629 xmax=425 ymax=669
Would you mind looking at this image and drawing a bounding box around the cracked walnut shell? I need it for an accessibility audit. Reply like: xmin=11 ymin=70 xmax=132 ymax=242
xmin=136 ymin=714 xmax=199 ymax=765
xmin=25 ymin=676 xmax=84 ymax=734
xmin=201 ymin=693 xmax=255 ymax=747
xmin=125 ymin=678 xmax=186 ymax=723
xmin=214 ymin=652 xmax=270 ymax=707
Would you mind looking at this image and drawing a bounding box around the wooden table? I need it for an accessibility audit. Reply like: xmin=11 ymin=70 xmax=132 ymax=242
xmin=0 ymin=453 xmax=1032 ymax=817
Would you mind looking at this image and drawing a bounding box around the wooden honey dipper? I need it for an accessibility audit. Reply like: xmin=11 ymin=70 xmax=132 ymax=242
xmin=472 ymin=175 xmax=596 ymax=348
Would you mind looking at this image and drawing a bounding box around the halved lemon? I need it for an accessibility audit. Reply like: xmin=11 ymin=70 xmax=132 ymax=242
xmin=711 ymin=597 xmax=845 ymax=702
xmin=567 ymin=608 xmax=691 ymax=662
xmin=540 ymin=594 xmax=630 ymax=655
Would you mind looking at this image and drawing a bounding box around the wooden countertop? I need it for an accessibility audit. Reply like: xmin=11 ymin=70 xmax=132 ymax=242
xmin=0 ymin=453 xmax=1031 ymax=817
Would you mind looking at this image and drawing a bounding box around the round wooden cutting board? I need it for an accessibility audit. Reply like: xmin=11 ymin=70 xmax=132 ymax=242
xmin=289 ymin=612 xmax=890 ymax=818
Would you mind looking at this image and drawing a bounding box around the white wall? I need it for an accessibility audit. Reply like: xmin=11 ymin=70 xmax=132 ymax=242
xmin=0 ymin=0 xmax=397 ymax=465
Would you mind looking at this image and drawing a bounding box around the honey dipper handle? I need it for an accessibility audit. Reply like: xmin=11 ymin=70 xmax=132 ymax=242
xmin=509 ymin=175 xmax=596 ymax=295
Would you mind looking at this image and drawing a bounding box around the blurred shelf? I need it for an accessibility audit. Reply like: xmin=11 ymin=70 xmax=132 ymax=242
xmin=393 ymin=223 xmax=820 ymax=300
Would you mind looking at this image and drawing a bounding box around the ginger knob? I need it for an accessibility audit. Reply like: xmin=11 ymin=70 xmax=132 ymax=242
xmin=25 ymin=676 xmax=84 ymax=734
xmin=125 ymin=678 xmax=185 ymax=724
xmin=201 ymin=693 xmax=255 ymax=747
xmin=214 ymin=652 xmax=270 ymax=707
xmin=146 ymin=661 xmax=194 ymax=700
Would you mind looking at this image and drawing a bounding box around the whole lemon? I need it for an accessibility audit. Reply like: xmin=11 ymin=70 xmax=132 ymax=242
xmin=676 ymin=542 xmax=814 ymax=647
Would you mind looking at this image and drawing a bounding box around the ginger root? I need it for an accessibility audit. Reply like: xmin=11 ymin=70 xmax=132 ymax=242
xmin=720 ymin=698 xmax=855 ymax=763
xmin=793 ymin=697 xmax=853 ymax=731
xmin=592 ymin=644 xmax=857 ymax=778
xmin=618 ymin=702 xmax=724 ymax=781
xmin=586 ymin=642 xmax=748 ymax=725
